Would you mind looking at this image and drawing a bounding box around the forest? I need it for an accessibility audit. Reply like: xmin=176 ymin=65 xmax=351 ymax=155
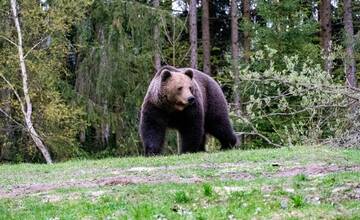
xmin=0 ymin=0 xmax=359 ymax=163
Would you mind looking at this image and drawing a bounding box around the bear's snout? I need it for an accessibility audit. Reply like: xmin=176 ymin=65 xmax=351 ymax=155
xmin=187 ymin=96 xmax=195 ymax=105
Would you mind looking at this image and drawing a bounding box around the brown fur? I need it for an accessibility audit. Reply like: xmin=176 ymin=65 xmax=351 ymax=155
xmin=140 ymin=65 xmax=238 ymax=155
xmin=163 ymin=71 xmax=193 ymax=111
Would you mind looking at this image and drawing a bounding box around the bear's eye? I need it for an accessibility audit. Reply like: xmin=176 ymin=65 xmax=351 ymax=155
xmin=177 ymin=87 xmax=183 ymax=91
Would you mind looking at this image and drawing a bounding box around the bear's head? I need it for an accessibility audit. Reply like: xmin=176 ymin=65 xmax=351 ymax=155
xmin=160 ymin=69 xmax=195 ymax=111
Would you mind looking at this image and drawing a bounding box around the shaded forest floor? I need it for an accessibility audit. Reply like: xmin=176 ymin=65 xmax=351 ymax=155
xmin=0 ymin=146 xmax=359 ymax=219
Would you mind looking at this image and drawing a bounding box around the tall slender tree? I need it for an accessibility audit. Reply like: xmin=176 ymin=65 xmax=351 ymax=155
xmin=343 ymin=0 xmax=357 ymax=87
xmin=10 ymin=0 xmax=52 ymax=164
xmin=98 ymin=27 xmax=110 ymax=147
xmin=153 ymin=0 xmax=161 ymax=70
xmin=189 ymin=0 xmax=198 ymax=68
xmin=242 ymin=0 xmax=251 ymax=62
xmin=202 ymin=0 xmax=211 ymax=75
xmin=230 ymin=0 xmax=241 ymax=116
xmin=319 ymin=0 xmax=332 ymax=74
xmin=0 ymin=88 xmax=14 ymax=161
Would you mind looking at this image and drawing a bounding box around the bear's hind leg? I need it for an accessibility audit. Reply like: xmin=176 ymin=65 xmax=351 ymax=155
xmin=206 ymin=120 xmax=237 ymax=150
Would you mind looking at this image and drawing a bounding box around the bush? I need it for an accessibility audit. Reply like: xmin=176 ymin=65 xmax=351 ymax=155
xmin=219 ymin=48 xmax=360 ymax=149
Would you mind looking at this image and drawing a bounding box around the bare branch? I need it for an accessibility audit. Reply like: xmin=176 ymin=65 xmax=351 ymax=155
xmin=24 ymin=37 xmax=48 ymax=59
xmin=0 ymin=107 xmax=24 ymax=129
xmin=265 ymin=104 xmax=351 ymax=117
xmin=0 ymin=73 xmax=26 ymax=115
xmin=0 ymin=35 xmax=17 ymax=47
xmin=236 ymin=131 xmax=283 ymax=148
xmin=346 ymin=77 xmax=360 ymax=92
xmin=0 ymin=106 xmax=51 ymax=146
xmin=236 ymin=114 xmax=283 ymax=148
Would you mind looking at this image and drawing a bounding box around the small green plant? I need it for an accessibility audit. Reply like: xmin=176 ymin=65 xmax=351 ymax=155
xmin=291 ymin=194 xmax=305 ymax=208
xmin=203 ymin=184 xmax=213 ymax=197
xmin=293 ymin=173 xmax=308 ymax=188
xmin=174 ymin=191 xmax=191 ymax=203
xmin=294 ymin=173 xmax=308 ymax=182
xmin=322 ymin=176 xmax=336 ymax=187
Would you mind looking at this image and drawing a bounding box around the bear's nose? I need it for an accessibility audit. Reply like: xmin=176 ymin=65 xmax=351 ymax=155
xmin=188 ymin=96 xmax=195 ymax=105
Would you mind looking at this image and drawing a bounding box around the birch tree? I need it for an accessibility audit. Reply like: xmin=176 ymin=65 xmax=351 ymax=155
xmin=10 ymin=0 xmax=52 ymax=163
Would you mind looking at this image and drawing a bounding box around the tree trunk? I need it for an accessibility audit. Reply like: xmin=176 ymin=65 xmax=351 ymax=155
xmin=10 ymin=0 xmax=52 ymax=164
xmin=189 ymin=0 xmax=198 ymax=69
xmin=242 ymin=0 xmax=251 ymax=62
xmin=0 ymin=89 xmax=14 ymax=161
xmin=343 ymin=0 xmax=357 ymax=87
xmin=202 ymin=0 xmax=211 ymax=75
xmin=231 ymin=0 xmax=241 ymax=116
xmin=320 ymin=0 xmax=332 ymax=74
xmin=153 ymin=0 xmax=161 ymax=70
xmin=101 ymin=101 xmax=110 ymax=145
xmin=98 ymin=27 xmax=110 ymax=147
xmin=75 ymin=67 xmax=87 ymax=144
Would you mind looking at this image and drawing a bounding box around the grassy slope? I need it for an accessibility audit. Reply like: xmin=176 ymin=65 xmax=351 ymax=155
xmin=0 ymin=146 xmax=359 ymax=219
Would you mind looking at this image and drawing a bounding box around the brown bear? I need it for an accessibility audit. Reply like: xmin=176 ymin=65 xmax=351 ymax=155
xmin=139 ymin=65 xmax=238 ymax=155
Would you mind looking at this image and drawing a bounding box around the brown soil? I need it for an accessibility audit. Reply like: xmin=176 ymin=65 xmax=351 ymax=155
xmin=0 ymin=163 xmax=359 ymax=199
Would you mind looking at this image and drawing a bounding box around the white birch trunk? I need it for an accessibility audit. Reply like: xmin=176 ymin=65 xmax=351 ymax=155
xmin=10 ymin=0 xmax=52 ymax=164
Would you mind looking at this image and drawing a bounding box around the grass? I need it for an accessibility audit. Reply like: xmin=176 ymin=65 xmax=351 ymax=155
xmin=0 ymin=146 xmax=359 ymax=219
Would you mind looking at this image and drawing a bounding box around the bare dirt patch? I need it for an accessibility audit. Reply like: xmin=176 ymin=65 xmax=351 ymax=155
xmin=0 ymin=163 xmax=358 ymax=198
xmin=329 ymin=183 xmax=360 ymax=202
xmin=273 ymin=163 xmax=360 ymax=177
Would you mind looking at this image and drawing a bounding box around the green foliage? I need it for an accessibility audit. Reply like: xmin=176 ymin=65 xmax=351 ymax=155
xmin=293 ymin=173 xmax=309 ymax=189
xmin=255 ymin=0 xmax=321 ymax=64
xmin=290 ymin=194 xmax=306 ymax=208
xmin=202 ymin=183 xmax=213 ymax=197
xmin=0 ymin=0 xmax=185 ymax=161
xmin=174 ymin=191 xmax=191 ymax=203
xmin=1 ymin=0 xmax=358 ymax=162
xmin=74 ymin=0 xmax=184 ymax=156
xmin=0 ymin=0 xmax=91 ymax=162
xmin=294 ymin=173 xmax=308 ymax=182
xmin=220 ymin=47 xmax=355 ymax=149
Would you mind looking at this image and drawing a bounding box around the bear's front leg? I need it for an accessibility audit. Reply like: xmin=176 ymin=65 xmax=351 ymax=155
xmin=179 ymin=124 xmax=205 ymax=153
xmin=140 ymin=109 xmax=167 ymax=156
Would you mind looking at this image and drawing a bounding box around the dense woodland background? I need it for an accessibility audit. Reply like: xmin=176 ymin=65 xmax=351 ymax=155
xmin=0 ymin=0 xmax=359 ymax=163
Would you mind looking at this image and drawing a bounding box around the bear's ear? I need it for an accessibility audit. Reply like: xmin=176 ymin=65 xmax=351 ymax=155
xmin=161 ymin=70 xmax=172 ymax=82
xmin=184 ymin=69 xmax=193 ymax=79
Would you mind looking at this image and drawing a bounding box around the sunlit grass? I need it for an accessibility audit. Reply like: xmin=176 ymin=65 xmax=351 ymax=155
xmin=0 ymin=145 xmax=359 ymax=219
